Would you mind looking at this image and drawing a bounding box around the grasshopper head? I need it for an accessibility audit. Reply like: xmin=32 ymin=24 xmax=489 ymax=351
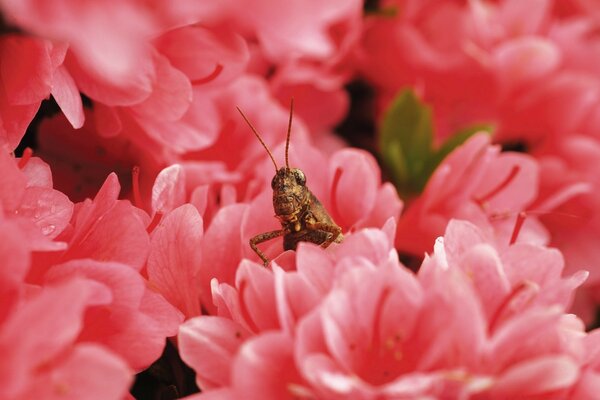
xmin=272 ymin=167 xmax=308 ymax=221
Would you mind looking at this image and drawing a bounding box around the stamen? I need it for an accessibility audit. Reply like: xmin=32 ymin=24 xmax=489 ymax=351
xmin=488 ymin=281 xmax=537 ymax=334
xmin=474 ymin=165 xmax=521 ymax=206
xmin=18 ymin=147 xmax=33 ymax=169
xmin=191 ymin=64 xmax=224 ymax=85
xmin=131 ymin=166 xmax=143 ymax=209
xmin=146 ymin=212 xmax=163 ymax=233
xmin=509 ymin=211 xmax=527 ymax=245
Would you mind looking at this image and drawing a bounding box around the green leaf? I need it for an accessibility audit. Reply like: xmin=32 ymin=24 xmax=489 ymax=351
xmin=379 ymin=89 xmax=433 ymax=195
xmin=379 ymin=88 xmax=495 ymax=197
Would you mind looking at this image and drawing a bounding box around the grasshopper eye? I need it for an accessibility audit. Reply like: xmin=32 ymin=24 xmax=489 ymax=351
xmin=271 ymin=176 xmax=277 ymax=189
xmin=293 ymin=169 xmax=306 ymax=185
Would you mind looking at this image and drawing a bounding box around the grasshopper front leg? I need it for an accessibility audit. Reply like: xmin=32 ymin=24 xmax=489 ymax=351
xmin=305 ymin=218 xmax=343 ymax=249
xmin=250 ymin=229 xmax=288 ymax=266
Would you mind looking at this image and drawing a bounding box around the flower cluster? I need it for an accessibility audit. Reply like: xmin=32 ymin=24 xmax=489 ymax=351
xmin=1 ymin=0 xmax=600 ymax=398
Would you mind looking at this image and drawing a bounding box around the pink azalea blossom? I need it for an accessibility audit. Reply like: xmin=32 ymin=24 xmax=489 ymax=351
xmin=0 ymin=35 xmax=81 ymax=150
xmin=0 ymin=277 xmax=132 ymax=400
xmin=0 ymin=148 xmax=73 ymax=252
xmin=179 ymin=220 xmax=596 ymax=399
xmin=396 ymin=133 xmax=546 ymax=257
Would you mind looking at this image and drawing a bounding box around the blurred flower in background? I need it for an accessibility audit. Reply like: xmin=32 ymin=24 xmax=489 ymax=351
xmin=2 ymin=0 xmax=600 ymax=398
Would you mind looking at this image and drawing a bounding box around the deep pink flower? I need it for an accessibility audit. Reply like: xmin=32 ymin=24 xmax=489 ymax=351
xmin=0 ymin=35 xmax=82 ymax=150
xmin=396 ymin=133 xmax=545 ymax=256
xmin=58 ymin=173 xmax=150 ymax=271
xmin=44 ymin=259 xmax=183 ymax=371
xmin=180 ymin=220 xmax=594 ymax=398
xmin=0 ymin=149 xmax=73 ymax=253
xmin=0 ymin=278 xmax=131 ymax=400
xmin=147 ymin=204 xmax=204 ymax=319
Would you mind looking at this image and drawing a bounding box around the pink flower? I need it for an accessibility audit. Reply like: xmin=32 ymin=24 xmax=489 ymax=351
xmin=0 ymin=35 xmax=82 ymax=150
xmin=396 ymin=133 xmax=546 ymax=256
xmin=0 ymin=148 xmax=73 ymax=252
xmin=43 ymin=173 xmax=151 ymax=273
xmin=179 ymin=221 xmax=594 ymax=398
xmin=0 ymin=278 xmax=132 ymax=400
xmin=45 ymin=259 xmax=183 ymax=371
xmin=147 ymin=204 xmax=204 ymax=319
xmin=432 ymin=219 xmax=587 ymax=328
xmin=193 ymin=144 xmax=401 ymax=311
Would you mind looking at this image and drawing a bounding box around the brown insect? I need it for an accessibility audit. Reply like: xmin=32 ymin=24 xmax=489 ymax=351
xmin=237 ymin=100 xmax=343 ymax=266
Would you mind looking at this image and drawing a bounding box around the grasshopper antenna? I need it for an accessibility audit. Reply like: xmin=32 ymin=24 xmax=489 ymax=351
xmin=285 ymin=98 xmax=294 ymax=169
xmin=237 ymin=106 xmax=279 ymax=172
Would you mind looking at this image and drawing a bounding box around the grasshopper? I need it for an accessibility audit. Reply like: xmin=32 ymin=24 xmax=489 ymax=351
xmin=237 ymin=100 xmax=343 ymax=266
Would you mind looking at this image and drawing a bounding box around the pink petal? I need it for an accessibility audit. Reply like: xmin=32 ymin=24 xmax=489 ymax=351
xmin=130 ymin=53 xmax=192 ymax=121
xmin=147 ymin=204 xmax=203 ymax=318
xmin=0 ymin=35 xmax=52 ymax=105
xmin=151 ymin=164 xmax=186 ymax=215
xmin=493 ymin=37 xmax=561 ymax=94
xmin=65 ymin=51 xmax=154 ymax=106
xmin=473 ymin=152 xmax=540 ymax=212
xmin=234 ymin=261 xmax=279 ymax=331
xmin=46 ymin=259 xmax=183 ymax=371
xmin=490 ymin=355 xmax=579 ymax=397
xmin=0 ymin=150 xmax=26 ymax=211
xmin=65 ymin=175 xmax=149 ymax=270
xmin=329 ymin=149 xmax=379 ymax=229
xmin=0 ymin=220 xmax=30 ymax=323
xmin=0 ymin=278 xmax=111 ymax=397
xmin=231 ymin=332 xmax=302 ymax=400
xmin=16 ymin=186 xmax=74 ymax=239
xmin=93 ymin=103 xmax=122 ymax=138
xmin=456 ymin=244 xmax=511 ymax=318
xmin=179 ymin=316 xmax=251 ymax=390
xmin=199 ymin=204 xmax=247 ymax=310
xmin=20 ymin=344 xmax=132 ymax=400
xmin=21 ymin=156 xmax=53 ymax=188
xmin=51 ymin=65 xmax=84 ymax=129
xmin=0 ymin=87 xmax=40 ymax=151
xmin=156 ymin=26 xmax=249 ymax=87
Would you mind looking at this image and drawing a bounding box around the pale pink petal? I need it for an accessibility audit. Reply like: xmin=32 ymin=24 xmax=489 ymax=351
xmin=130 ymin=53 xmax=192 ymax=121
xmin=456 ymin=244 xmax=511 ymax=318
xmin=473 ymin=152 xmax=540 ymax=212
xmin=234 ymin=261 xmax=279 ymax=331
xmin=329 ymin=149 xmax=379 ymax=230
xmin=179 ymin=316 xmax=251 ymax=390
xmin=16 ymin=186 xmax=74 ymax=239
xmin=21 ymin=156 xmax=53 ymax=188
xmin=151 ymin=164 xmax=186 ymax=215
xmin=51 ymin=65 xmax=84 ymax=129
xmin=20 ymin=344 xmax=132 ymax=400
xmin=489 ymin=355 xmax=579 ymax=397
xmin=493 ymin=37 xmax=561 ymax=95
xmin=231 ymin=332 xmax=302 ymax=400
xmin=65 ymin=51 xmax=154 ymax=106
xmin=156 ymin=26 xmax=249 ymax=87
xmin=0 ymin=278 xmax=111 ymax=397
xmin=199 ymin=204 xmax=247 ymax=309
xmin=147 ymin=204 xmax=203 ymax=318
xmin=46 ymin=259 xmax=183 ymax=370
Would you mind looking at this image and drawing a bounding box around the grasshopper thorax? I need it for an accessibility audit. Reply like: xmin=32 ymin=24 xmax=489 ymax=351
xmin=272 ymin=167 xmax=309 ymax=222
